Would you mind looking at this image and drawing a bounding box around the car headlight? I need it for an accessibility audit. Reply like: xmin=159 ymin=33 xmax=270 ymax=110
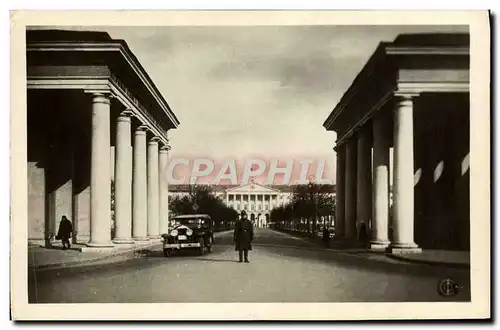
xmin=186 ymin=229 xmax=193 ymax=236
xmin=170 ymin=229 xmax=178 ymax=237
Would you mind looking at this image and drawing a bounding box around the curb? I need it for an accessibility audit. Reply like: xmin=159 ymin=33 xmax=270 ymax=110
xmin=29 ymin=230 xmax=233 ymax=272
xmin=270 ymin=229 xmax=470 ymax=270
xmin=386 ymin=253 xmax=470 ymax=270
xmin=270 ymin=229 xmax=363 ymax=249
xmin=29 ymin=242 xmax=163 ymax=272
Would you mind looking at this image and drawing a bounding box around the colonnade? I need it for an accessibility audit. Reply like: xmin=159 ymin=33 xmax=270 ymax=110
xmin=335 ymin=95 xmax=421 ymax=253
xmin=226 ymin=193 xmax=282 ymax=212
xmin=88 ymin=92 xmax=170 ymax=247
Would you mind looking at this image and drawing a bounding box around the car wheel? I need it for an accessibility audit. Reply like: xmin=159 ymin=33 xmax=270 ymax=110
xmin=163 ymin=249 xmax=171 ymax=257
xmin=198 ymin=237 xmax=205 ymax=255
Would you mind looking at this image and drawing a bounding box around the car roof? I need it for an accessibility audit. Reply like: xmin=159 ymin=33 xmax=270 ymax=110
xmin=173 ymin=214 xmax=211 ymax=219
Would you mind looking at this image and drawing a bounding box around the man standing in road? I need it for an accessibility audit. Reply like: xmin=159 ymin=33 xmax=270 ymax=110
xmin=233 ymin=210 xmax=254 ymax=263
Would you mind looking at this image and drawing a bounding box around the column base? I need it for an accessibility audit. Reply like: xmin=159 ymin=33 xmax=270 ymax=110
xmin=28 ymin=238 xmax=46 ymax=247
xmin=370 ymin=240 xmax=390 ymax=251
xmin=133 ymin=237 xmax=151 ymax=241
xmin=86 ymin=242 xmax=114 ymax=248
xmin=79 ymin=246 xmax=114 ymax=253
xmin=81 ymin=242 xmax=114 ymax=253
xmin=76 ymin=235 xmax=90 ymax=244
xmin=148 ymin=235 xmax=161 ymax=240
xmin=113 ymin=238 xmax=135 ymax=244
xmin=388 ymin=242 xmax=422 ymax=254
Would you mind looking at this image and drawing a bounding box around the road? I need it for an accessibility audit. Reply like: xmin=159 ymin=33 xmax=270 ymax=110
xmin=28 ymin=228 xmax=470 ymax=303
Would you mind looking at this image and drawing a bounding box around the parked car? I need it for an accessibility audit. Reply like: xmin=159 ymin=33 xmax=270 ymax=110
xmin=161 ymin=214 xmax=214 ymax=257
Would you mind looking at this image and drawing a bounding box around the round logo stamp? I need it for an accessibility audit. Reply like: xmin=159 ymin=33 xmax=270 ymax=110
xmin=437 ymin=278 xmax=461 ymax=297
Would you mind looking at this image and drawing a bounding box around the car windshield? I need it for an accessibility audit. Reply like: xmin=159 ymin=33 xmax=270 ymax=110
xmin=173 ymin=218 xmax=208 ymax=228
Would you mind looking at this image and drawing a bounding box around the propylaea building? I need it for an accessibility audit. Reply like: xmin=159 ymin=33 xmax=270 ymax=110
xmin=27 ymin=30 xmax=180 ymax=249
xmin=324 ymin=33 xmax=470 ymax=253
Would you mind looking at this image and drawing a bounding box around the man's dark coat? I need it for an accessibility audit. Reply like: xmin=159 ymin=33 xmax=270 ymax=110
xmin=233 ymin=219 xmax=254 ymax=251
xmin=57 ymin=218 xmax=73 ymax=240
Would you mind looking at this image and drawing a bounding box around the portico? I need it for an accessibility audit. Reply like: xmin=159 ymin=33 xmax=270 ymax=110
xmin=27 ymin=30 xmax=180 ymax=249
xmin=225 ymin=183 xmax=286 ymax=228
xmin=325 ymin=33 xmax=470 ymax=253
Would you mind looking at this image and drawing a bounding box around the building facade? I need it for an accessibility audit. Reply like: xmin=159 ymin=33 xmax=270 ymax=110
xmin=27 ymin=30 xmax=180 ymax=248
xmin=169 ymin=183 xmax=297 ymax=228
xmin=324 ymin=33 xmax=470 ymax=252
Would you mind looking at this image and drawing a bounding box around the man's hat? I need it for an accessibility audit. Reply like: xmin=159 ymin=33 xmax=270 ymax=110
xmin=241 ymin=210 xmax=247 ymax=216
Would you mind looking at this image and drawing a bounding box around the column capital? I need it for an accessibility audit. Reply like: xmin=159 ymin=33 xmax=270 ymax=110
xmin=393 ymin=91 xmax=419 ymax=100
xmin=119 ymin=109 xmax=134 ymax=117
xmin=88 ymin=91 xmax=112 ymax=105
xmin=333 ymin=141 xmax=345 ymax=151
xmin=117 ymin=110 xmax=133 ymax=123
xmin=160 ymin=144 xmax=171 ymax=152
xmin=351 ymin=126 xmax=362 ymax=137
xmin=135 ymin=124 xmax=149 ymax=133
xmin=356 ymin=123 xmax=372 ymax=141
xmin=345 ymin=136 xmax=357 ymax=146
xmin=85 ymin=89 xmax=112 ymax=95
xmin=149 ymin=136 xmax=161 ymax=144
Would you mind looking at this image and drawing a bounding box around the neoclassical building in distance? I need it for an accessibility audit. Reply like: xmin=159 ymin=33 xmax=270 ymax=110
xmin=27 ymin=30 xmax=179 ymax=248
xmin=169 ymin=183 xmax=335 ymax=228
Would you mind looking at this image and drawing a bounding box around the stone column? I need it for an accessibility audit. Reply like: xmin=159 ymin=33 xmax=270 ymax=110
xmin=344 ymin=138 xmax=357 ymax=239
xmin=132 ymin=125 xmax=149 ymax=241
xmin=147 ymin=137 xmax=160 ymax=238
xmin=113 ymin=110 xmax=134 ymax=244
xmin=356 ymin=125 xmax=372 ymax=238
xmin=159 ymin=143 xmax=170 ymax=235
xmin=335 ymin=144 xmax=346 ymax=238
xmin=390 ymin=95 xmax=421 ymax=253
xmin=87 ymin=93 xmax=113 ymax=247
xmin=370 ymin=114 xmax=391 ymax=250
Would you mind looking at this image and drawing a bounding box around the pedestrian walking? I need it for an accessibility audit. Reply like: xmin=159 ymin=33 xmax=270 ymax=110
xmin=56 ymin=215 xmax=73 ymax=250
xmin=233 ymin=210 xmax=254 ymax=263
xmin=322 ymin=226 xmax=330 ymax=247
xmin=358 ymin=222 xmax=369 ymax=248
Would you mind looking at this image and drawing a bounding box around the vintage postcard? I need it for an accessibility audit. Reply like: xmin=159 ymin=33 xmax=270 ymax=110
xmin=10 ymin=10 xmax=490 ymax=320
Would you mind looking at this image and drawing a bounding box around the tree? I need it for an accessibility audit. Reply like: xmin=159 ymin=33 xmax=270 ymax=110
xmin=168 ymin=184 xmax=239 ymax=230
xmin=290 ymin=183 xmax=335 ymax=237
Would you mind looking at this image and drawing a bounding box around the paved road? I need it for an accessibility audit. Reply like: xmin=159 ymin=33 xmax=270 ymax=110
xmin=28 ymin=228 xmax=470 ymax=303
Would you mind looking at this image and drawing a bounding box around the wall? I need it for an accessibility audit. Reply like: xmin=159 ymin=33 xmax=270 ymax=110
xmin=413 ymin=92 xmax=470 ymax=250
xmin=27 ymin=90 xmax=91 ymax=245
xmin=27 ymin=90 xmax=48 ymax=245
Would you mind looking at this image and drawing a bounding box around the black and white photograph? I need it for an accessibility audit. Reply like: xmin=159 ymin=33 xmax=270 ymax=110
xmin=10 ymin=10 xmax=490 ymax=320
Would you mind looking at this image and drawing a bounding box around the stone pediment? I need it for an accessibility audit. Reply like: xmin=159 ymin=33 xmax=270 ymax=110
xmin=225 ymin=183 xmax=280 ymax=194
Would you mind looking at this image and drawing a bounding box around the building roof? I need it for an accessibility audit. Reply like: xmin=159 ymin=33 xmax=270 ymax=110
xmin=26 ymin=29 xmax=114 ymax=42
xmin=323 ymin=32 xmax=470 ymax=133
xmin=26 ymin=29 xmax=180 ymax=134
xmin=392 ymin=33 xmax=469 ymax=47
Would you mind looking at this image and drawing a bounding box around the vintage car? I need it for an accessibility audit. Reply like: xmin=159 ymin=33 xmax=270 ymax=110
xmin=161 ymin=214 xmax=214 ymax=257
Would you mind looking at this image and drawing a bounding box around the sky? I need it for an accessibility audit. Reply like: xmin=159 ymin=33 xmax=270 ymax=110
xmin=42 ymin=24 xmax=468 ymax=184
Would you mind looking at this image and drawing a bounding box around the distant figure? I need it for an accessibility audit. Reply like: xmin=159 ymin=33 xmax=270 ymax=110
xmin=56 ymin=215 xmax=73 ymax=250
xmin=358 ymin=222 xmax=369 ymax=248
xmin=322 ymin=227 xmax=330 ymax=247
xmin=233 ymin=210 xmax=254 ymax=263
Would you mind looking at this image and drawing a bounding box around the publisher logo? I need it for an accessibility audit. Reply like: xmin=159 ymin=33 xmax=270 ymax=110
xmin=437 ymin=278 xmax=461 ymax=297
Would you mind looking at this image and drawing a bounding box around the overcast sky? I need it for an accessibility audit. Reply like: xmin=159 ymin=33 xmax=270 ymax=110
xmin=43 ymin=24 xmax=467 ymax=184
